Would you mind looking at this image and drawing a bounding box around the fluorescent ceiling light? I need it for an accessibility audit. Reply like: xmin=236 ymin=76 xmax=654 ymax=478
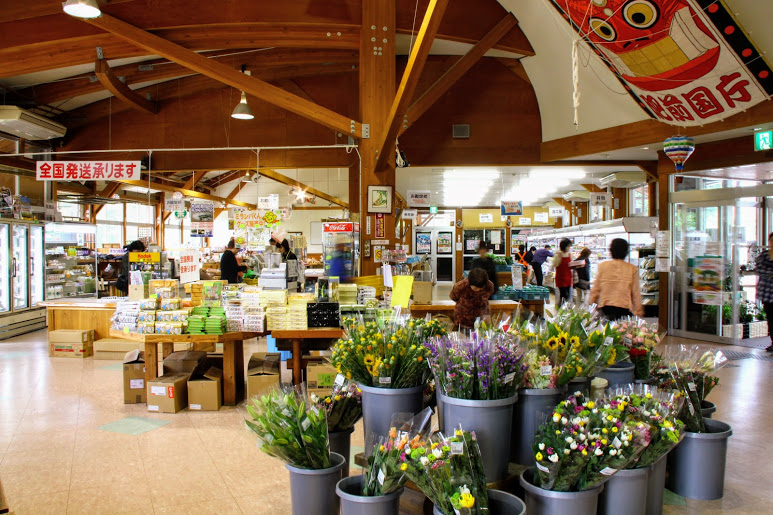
xmin=62 ymin=0 xmax=101 ymax=18
xmin=231 ymin=91 xmax=254 ymax=120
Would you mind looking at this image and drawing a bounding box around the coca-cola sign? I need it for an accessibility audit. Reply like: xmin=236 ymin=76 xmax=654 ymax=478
xmin=323 ymin=222 xmax=353 ymax=233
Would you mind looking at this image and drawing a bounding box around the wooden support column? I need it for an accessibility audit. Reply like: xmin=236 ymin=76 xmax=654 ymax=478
xmin=657 ymin=155 xmax=671 ymax=332
xmin=359 ymin=0 xmax=396 ymax=276
xmin=648 ymin=181 xmax=657 ymax=217
xmin=613 ymin=188 xmax=628 ymax=219
xmin=349 ymin=162 xmax=360 ymax=215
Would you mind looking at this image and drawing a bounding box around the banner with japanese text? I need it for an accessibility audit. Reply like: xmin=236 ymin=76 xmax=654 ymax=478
xmin=549 ymin=0 xmax=773 ymax=126
xmin=190 ymin=201 xmax=214 ymax=238
xmin=37 ymin=161 xmax=141 ymax=181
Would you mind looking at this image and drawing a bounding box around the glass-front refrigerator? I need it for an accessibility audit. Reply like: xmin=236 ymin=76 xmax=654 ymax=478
xmin=44 ymin=222 xmax=98 ymax=299
xmin=30 ymin=225 xmax=44 ymax=306
xmin=322 ymin=221 xmax=360 ymax=278
xmin=0 ymin=223 xmax=10 ymax=314
xmin=12 ymin=223 xmax=29 ymax=310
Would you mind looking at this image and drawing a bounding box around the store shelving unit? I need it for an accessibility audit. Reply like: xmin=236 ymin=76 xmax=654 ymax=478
xmin=44 ymin=222 xmax=97 ymax=300
xmin=638 ymin=247 xmax=659 ymax=316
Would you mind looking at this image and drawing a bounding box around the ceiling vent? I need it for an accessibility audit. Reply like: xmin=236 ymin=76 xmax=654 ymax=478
xmin=562 ymin=190 xmax=591 ymax=202
xmin=0 ymin=106 xmax=66 ymax=140
xmin=598 ymin=172 xmax=647 ymax=189
xmin=452 ymin=124 xmax=470 ymax=139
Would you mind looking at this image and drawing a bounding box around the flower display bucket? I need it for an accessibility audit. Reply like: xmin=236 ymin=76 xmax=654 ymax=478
xmin=519 ymin=468 xmax=604 ymax=515
xmin=596 ymin=361 xmax=635 ymax=388
xmin=598 ymin=467 xmax=650 ymax=515
xmin=567 ymin=376 xmax=591 ymax=397
xmin=439 ymin=392 xmax=518 ymax=482
xmin=645 ymin=454 xmax=668 ymax=515
xmin=329 ymin=427 xmax=354 ymax=478
xmin=336 ymin=475 xmax=403 ymax=515
xmin=286 ymin=452 xmax=345 ymax=515
xmin=634 ymin=377 xmax=658 ymax=386
xmin=700 ymin=400 xmax=717 ymax=419
xmin=666 ymin=419 xmax=732 ymax=500
xmin=511 ymin=387 xmax=566 ymax=464
xmin=432 ymin=489 xmax=526 ymax=515
xmin=359 ymin=383 xmax=424 ymax=456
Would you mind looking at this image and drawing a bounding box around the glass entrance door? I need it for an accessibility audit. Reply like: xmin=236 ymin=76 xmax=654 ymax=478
xmin=12 ymin=223 xmax=29 ymax=310
xmin=413 ymin=228 xmax=456 ymax=284
xmin=0 ymin=223 xmax=10 ymax=313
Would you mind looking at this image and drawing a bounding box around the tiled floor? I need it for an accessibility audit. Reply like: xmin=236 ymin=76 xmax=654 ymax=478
xmin=0 ymin=329 xmax=770 ymax=514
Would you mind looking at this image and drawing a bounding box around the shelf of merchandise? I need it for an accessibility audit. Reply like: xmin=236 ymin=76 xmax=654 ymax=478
xmin=638 ymin=247 xmax=659 ymax=316
xmin=44 ymin=222 xmax=98 ymax=300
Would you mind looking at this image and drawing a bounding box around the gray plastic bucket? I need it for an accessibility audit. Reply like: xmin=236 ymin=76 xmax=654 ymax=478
xmin=511 ymin=387 xmax=566 ymax=464
xmin=359 ymin=383 xmax=424 ymax=456
xmin=432 ymin=489 xmax=526 ymax=515
xmin=286 ymin=452 xmax=345 ymax=515
xmin=645 ymin=454 xmax=667 ymax=515
xmin=567 ymin=376 xmax=591 ymax=397
xmin=598 ymin=466 xmax=650 ymax=515
xmin=329 ymin=427 xmax=354 ymax=477
xmin=596 ymin=361 xmax=635 ymax=388
xmin=336 ymin=475 xmax=403 ymax=515
xmin=700 ymin=400 xmax=716 ymax=419
xmin=519 ymin=468 xmax=604 ymax=515
xmin=667 ymin=419 xmax=732 ymax=500
xmin=439 ymin=392 xmax=518 ymax=481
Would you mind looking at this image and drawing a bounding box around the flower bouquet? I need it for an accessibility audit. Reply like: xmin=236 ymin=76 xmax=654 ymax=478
xmin=425 ymin=334 xmax=527 ymax=400
xmin=400 ymin=429 xmax=490 ymax=514
xmin=621 ymin=390 xmax=685 ymax=468
xmin=312 ymin=378 xmax=362 ymax=432
xmin=616 ymin=318 xmax=662 ymax=380
xmin=245 ymin=385 xmax=331 ymax=469
xmin=331 ymin=313 xmax=447 ymax=388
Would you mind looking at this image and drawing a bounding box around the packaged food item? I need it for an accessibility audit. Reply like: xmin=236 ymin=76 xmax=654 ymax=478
xmin=140 ymin=298 xmax=159 ymax=310
xmin=159 ymin=298 xmax=181 ymax=311
xmin=138 ymin=321 xmax=155 ymax=334
xmin=138 ymin=311 xmax=157 ymax=322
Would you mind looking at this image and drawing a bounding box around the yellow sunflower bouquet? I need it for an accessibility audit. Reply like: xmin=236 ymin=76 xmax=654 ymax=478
xmin=331 ymin=313 xmax=447 ymax=388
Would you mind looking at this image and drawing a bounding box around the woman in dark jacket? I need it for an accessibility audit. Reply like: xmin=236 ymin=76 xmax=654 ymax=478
xmin=220 ymin=238 xmax=247 ymax=284
xmin=117 ymin=240 xmax=145 ymax=294
xmin=470 ymin=241 xmax=498 ymax=291
xmin=280 ymin=239 xmax=297 ymax=262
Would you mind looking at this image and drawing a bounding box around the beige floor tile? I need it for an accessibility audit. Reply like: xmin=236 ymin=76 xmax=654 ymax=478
xmin=138 ymin=426 xmax=208 ymax=461
xmin=3 ymin=490 xmax=69 ymax=515
xmin=236 ymin=493 xmax=292 ymax=515
xmin=70 ymin=450 xmax=146 ymax=490
xmin=143 ymin=456 xmax=232 ymax=508
xmin=218 ymin=465 xmax=287 ymax=498
xmin=67 ymin=482 xmax=154 ymax=515
xmin=0 ymin=458 xmax=72 ymax=498
xmin=1 ymin=430 xmax=76 ymax=466
xmin=153 ymin=497 xmax=243 ymax=515
xmin=14 ymin=409 xmax=81 ymax=435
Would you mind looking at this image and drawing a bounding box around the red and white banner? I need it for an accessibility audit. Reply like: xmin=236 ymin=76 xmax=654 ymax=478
xmin=549 ymin=0 xmax=773 ymax=126
xmin=36 ymin=161 xmax=142 ymax=181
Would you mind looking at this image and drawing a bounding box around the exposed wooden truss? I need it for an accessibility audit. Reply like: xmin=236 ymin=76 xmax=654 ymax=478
xmin=94 ymin=58 xmax=158 ymax=114
xmin=117 ymin=179 xmax=257 ymax=209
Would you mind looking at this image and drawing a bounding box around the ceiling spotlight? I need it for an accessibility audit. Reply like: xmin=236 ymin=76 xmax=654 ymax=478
xmin=62 ymin=0 xmax=101 ymax=18
xmin=231 ymin=91 xmax=254 ymax=120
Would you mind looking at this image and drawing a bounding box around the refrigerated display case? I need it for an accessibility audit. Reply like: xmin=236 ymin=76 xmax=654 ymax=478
xmin=44 ymin=222 xmax=97 ymax=300
xmin=322 ymin=221 xmax=360 ymax=277
xmin=0 ymin=219 xmax=47 ymax=339
xmin=463 ymin=228 xmax=505 ymax=270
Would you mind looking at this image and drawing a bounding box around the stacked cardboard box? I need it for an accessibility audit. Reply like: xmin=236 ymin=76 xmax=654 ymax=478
xmin=123 ymin=350 xmax=146 ymax=404
xmin=187 ymin=366 xmax=222 ymax=411
xmin=246 ymin=352 xmax=281 ymax=401
xmin=306 ymin=362 xmax=338 ymax=397
xmin=147 ymin=351 xmax=207 ymax=413
xmin=412 ymin=281 xmax=433 ymax=304
xmin=94 ymin=338 xmax=141 ymax=360
xmin=48 ymin=329 xmax=94 ymax=358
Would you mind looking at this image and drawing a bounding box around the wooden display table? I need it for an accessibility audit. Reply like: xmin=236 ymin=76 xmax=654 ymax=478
xmin=109 ymin=330 xmax=263 ymax=406
xmin=41 ymin=300 xmax=117 ymax=340
xmin=410 ymin=299 xmax=544 ymax=319
xmin=271 ymin=328 xmax=344 ymax=385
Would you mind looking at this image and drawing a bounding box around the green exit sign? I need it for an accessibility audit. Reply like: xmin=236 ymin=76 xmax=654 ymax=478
xmin=429 ymin=206 xmax=438 ymax=214
xmin=755 ymin=130 xmax=773 ymax=151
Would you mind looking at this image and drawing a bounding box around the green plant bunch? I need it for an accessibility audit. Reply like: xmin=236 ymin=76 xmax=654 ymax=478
xmin=331 ymin=314 xmax=447 ymax=388
xmin=245 ymin=386 xmax=330 ymax=470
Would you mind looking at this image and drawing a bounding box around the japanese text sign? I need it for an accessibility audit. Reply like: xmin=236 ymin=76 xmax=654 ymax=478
xmin=179 ymin=250 xmax=200 ymax=284
xmin=500 ymin=201 xmax=523 ymax=216
xmin=406 ymin=190 xmax=431 ymax=207
xmin=37 ymin=161 xmax=141 ymax=181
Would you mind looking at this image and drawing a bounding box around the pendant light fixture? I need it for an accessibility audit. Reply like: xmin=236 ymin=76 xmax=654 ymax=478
xmin=231 ymin=67 xmax=254 ymax=120
xmin=62 ymin=0 xmax=102 ymax=18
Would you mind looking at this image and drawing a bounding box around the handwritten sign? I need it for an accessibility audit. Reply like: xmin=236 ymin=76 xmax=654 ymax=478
xmin=179 ymin=250 xmax=200 ymax=284
xmin=407 ymin=190 xmax=431 ymax=207
xmin=36 ymin=161 xmax=141 ymax=181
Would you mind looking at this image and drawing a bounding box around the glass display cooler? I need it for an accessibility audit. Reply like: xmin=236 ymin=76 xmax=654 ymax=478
xmin=0 ymin=219 xmax=46 ymax=338
xmin=322 ymin=222 xmax=360 ymax=277
xmin=44 ymin=222 xmax=98 ymax=299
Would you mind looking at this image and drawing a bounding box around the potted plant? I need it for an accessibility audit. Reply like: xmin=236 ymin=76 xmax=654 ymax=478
xmin=245 ymin=386 xmax=344 ymax=515
xmin=313 ymin=378 xmax=362 ymax=477
xmin=331 ymin=313 xmax=446 ymax=453
xmin=425 ymin=333 xmax=526 ymax=481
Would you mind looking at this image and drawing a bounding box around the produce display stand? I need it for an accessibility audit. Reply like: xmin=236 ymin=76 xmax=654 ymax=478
xmin=271 ymin=328 xmax=344 ymax=385
xmin=410 ymin=299 xmax=544 ymax=318
xmin=109 ymin=330 xmax=264 ymax=406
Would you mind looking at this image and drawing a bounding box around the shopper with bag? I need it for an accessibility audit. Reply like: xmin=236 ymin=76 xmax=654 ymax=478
xmin=589 ymin=238 xmax=644 ymax=320
xmin=531 ymin=245 xmax=553 ymax=286
xmin=552 ymin=238 xmax=574 ymax=306
xmin=572 ymin=247 xmax=592 ymax=304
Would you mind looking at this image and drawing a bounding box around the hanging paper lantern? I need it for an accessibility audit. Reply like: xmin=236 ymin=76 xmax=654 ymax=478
xmin=663 ymin=135 xmax=695 ymax=171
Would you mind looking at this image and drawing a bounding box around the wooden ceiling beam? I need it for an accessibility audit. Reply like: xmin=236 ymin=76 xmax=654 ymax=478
xmin=374 ymin=0 xmax=450 ymax=171
xmin=92 ymin=181 xmax=122 ymax=216
xmin=182 ymin=170 xmax=208 ymax=190
xmin=78 ymin=14 xmax=364 ymax=137
xmin=94 ymin=58 xmax=158 ymax=114
xmin=203 ymin=171 xmax=248 ymax=188
xmin=401 ymin=14 xmax=516 ymax=135
xmin=53 ymin=181 xmax=94 ymax=195
xmin=580 ymin=183 xmax=605 ymax=193
xmin=257 ymin=168 xmax=349 ymax=208
xmin=116 ymin=179 xmax=256 ymax=209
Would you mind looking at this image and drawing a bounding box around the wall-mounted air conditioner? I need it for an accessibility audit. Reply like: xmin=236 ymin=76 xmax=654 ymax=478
xmin=562 ymin=190 xmax=590 ymax=202
xmin=598 ymin=172 xmax=647 ymax=189
xmin=0 ymin=106 xmax=67 ymax=140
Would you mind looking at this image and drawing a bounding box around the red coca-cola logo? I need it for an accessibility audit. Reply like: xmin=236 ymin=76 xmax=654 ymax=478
xmin=324 ymin=223 xmax=353 ymax=232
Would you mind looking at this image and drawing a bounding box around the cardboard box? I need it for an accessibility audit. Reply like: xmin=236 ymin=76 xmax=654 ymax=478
xmin=123 ymin=350 xmax=147 ymax=404
xmin=48 ymin=329 xmax=94 ymax=344
xmin=128 ymin=284 xmax=148 ymax=300
xmin=49 ymin=342 xmax=93 ymax=358
xmin=306 ymin=362 xmax=338 ymax=397
xmin=246 ymin=352 xmax=281 ymax=401
xmin=94 ymin=338 xmax=141 ymax=360
xmin=162 ymin=350 xmax=207 ymax=375
xmin=412 ymin=281 xmax=433 ymax=304
xmin=188 ymin=366 xmax=222 ymax=411
xmin=146 ymin=373 xmax=190 ymax=413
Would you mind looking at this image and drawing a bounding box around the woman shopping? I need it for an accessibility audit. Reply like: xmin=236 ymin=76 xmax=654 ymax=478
xmin=755 ymin=232 xmax=773 ymax=352
xmin=449 ymin=268 xmax=495 ymax=329
xmin=588 ymin=238 xmax=644 ymax=320
xmin=573 ymin=247 xmax=592 ymax=304
xmin=552 ymin=238 xmax=574 ymax=306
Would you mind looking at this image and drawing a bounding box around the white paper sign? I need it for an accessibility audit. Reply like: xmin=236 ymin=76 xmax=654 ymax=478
xmin=407 ymin=190 xmax=431 ymax=207
xmin=549 ymin=207 xmax=565 ymax=218
xmin=165 ymin=198 xmax=184 ymax=212
xmin=656 ymin=231 xmax=670 ymax=258
xmin=590 ymin=192 xmax=612 ymax=207
xmin=179 ymin=249 xmax=200 ymax=284
xmin=36 ymin=161 xmax=141 ymax=181
xmin=534 ymin=212 xmax=549 ymax=223
xmin=490 ymin=231 xmax=502 ymax=245
xmin=382 ymin=264 xmax=393 ymax=287
xmin=518 ymin=217 xmax=531 ymax=226
xmin=656 ymin=258 xmax=670 ymax=272
xmin=479 ymin=213 xmax=493 ymax=223
xmin=258 ymin=194 xmax=279 ymax=210
xmin=402 ymin=209 xmax=418 ymax=220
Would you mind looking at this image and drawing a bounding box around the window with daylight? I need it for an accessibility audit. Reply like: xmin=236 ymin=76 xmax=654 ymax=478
xmin=630 ymin=185 xmax=649 ymax=216
xmin=96 ymin=202 xmax=123 ymax=222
